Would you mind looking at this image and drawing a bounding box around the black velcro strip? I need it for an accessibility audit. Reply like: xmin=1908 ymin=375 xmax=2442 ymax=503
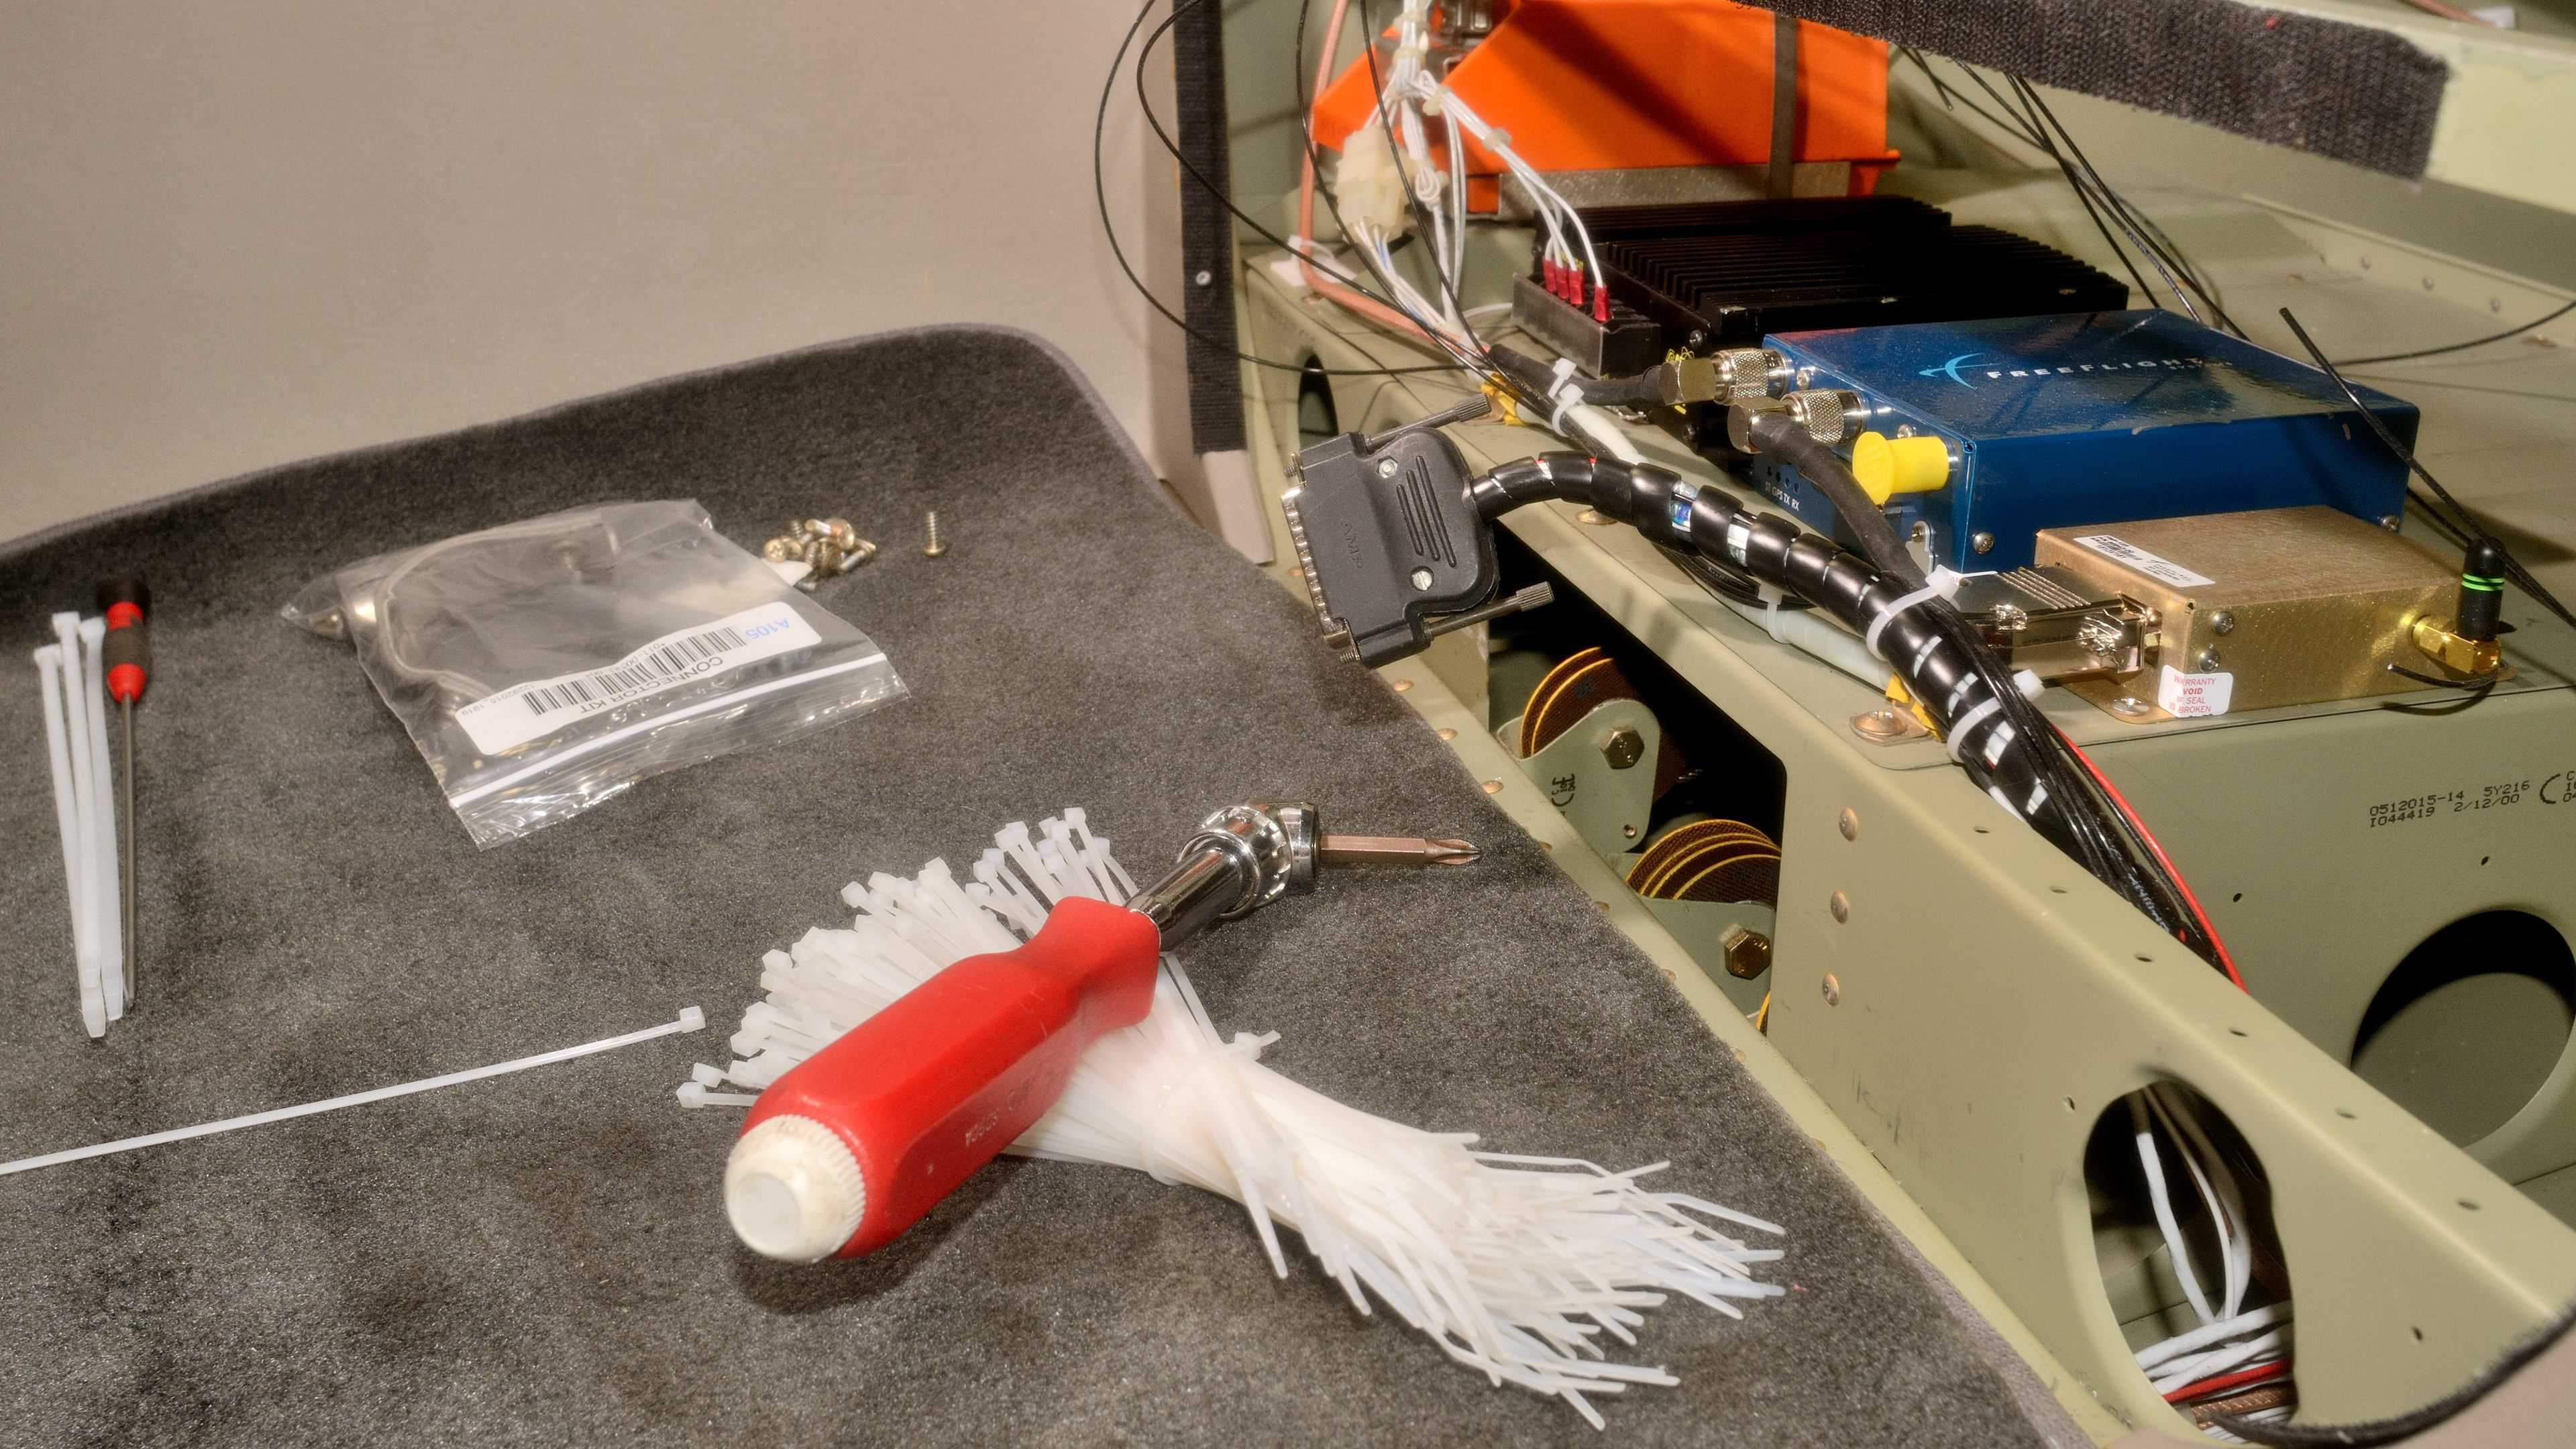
xmin=1173 ymin=0 xmax=1247 ymax=454
xmin=1774 ymin=0 xmax=2447 ymax=179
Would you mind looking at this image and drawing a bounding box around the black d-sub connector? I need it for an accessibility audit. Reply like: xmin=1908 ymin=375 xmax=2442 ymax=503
xmin=1281 ymin=423 xmax=1501 ymax=668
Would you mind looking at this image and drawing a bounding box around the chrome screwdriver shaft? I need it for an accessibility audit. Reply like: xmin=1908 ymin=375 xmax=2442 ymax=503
xmin=1317 ymin=833 xmax=1480 ymax=867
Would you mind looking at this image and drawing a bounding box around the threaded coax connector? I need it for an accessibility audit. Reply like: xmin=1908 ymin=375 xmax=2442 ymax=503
xmin=1709 ymin=347 xmax=1788 ymax=402
xmin=1782 ymin=389 xmax=1868 ymax=447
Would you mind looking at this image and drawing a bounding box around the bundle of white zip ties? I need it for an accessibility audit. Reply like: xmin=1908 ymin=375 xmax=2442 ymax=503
xmin=686 ymin=811 xmax=1787 ymax=1427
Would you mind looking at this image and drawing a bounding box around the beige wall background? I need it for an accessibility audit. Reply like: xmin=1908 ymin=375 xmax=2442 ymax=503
xmin=0 ymin=1 xmax=1195 ymax=546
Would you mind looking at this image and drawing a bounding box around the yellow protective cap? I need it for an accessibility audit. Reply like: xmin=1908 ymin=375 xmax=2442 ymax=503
xmin=1851 ymin=431 xmax=1951 ymax=506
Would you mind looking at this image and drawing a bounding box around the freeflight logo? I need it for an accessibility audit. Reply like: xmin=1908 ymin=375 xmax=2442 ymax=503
xmin=1918 ymin=354 xmax=1989 ymax=388
xmin=1919 ymin=351 xmax=2210 ymax=389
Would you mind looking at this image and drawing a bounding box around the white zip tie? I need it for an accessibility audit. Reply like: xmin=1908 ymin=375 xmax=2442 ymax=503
xmin=32 ymin=645 xmax=105 ymax=1039
xmin=0 ymin=1008 xmax=705 ymax=1178
xmin=1548 ymin=356 xmax=1580 ymax=432
xmin=1862 ymin=584 xmax=1945 ymax=660
xmin=698 ymin=811 xmax=1786 ymax=1426
xmin=75 ymin=616 xmax=124 ymax=1020
xmin=1945 ymin=696 xmax=2006 ymax=763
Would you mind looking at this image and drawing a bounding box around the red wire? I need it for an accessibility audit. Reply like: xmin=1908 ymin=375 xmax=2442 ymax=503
xmin=2057 ymin=727 xmax=2248 ymax=992
xmin=2164 ymin=1358 xmax=2291 ymax=1404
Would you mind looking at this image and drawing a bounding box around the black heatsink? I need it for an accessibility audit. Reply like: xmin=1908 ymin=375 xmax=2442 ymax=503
xmin=1558 ymin=197 xmax=2130 ymax=349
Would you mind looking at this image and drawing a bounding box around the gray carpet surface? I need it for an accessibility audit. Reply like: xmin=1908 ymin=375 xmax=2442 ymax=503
xmin=0 ymin=327 xmax=2067 ymax=1447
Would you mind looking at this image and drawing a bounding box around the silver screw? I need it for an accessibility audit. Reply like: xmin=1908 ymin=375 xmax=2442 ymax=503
xmin=922 ymin=511 xmax=947 ymax=558
xmin=1377 ymin=458 xmax=1399 ymax=479
xmin=1193 ymin=269 xmax=1214 ymax=286
xmin=1970 ymin=531 xmax=1996 ymax=555
xmin=2193 ymin=647 xmax=2224 ymax=672
xmin=2379 ymin=515 xmax=2402 ymax=531
xmin=2210 ymin=610 xmax=2236 ymax=635
xmin=1409 ymin=567 xmax=1434 ymax=591
xmin=2110 ymin=695 xmax=2152 ymax=718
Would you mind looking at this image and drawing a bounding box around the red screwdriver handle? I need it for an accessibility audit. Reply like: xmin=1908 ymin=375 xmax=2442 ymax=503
xmin=740 ymin=894 xmax=1161 ymax=1257
xmin=97 ymin=576 xmax=150 ymax=704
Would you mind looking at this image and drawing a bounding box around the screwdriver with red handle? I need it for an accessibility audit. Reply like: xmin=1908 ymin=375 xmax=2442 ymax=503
xmin=723 ymin=800 xmax=1477 ymax=1262
xmin=97 ymin=577 xmax=149 ymax=1007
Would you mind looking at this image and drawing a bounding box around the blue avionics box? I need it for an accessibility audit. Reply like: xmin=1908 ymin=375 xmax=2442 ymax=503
xmin=1751 ymin=311 xmax=2418 ymax=571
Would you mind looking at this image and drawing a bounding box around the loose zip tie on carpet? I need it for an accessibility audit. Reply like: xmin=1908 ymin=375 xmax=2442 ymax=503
xmin=685 ymin=814 xmax=1785 ymax=1428
xmin=0 ymin=1008 xmax=704 ymax=1177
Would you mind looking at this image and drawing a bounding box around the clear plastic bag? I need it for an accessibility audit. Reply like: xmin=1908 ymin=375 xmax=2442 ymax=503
xmin=284 ymin=500 xmax=906 ymax=847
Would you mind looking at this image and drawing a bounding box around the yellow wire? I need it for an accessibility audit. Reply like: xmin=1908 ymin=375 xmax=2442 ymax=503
xmin=1753 ymin=991 xmax=1771 ymax=1033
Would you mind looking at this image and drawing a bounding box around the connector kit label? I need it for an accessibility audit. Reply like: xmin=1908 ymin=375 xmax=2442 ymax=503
xmin=455 ymin=603 xmax=820 ymax=754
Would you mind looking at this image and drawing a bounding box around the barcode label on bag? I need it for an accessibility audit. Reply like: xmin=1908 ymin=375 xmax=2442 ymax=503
xmin=453 ymin=603 xmax=820 ymax=754
xmin=2068 ymin=533 xmax=2214 ymax=589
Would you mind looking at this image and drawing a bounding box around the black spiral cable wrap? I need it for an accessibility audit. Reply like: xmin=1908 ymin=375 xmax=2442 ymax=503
xmin=1471 ymin=448 xmax=2210 ymax=961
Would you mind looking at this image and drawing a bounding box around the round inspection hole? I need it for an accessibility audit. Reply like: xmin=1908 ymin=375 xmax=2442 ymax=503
xmin=2460 ymin=1198 xmax=2483 ymax=1211
xmin=2352 ymin=910 xmax=2575 ymax=1147
xmin=2063 ymin=1096 xmax=2078 ymax=1112
xmin=2412 ymin=1326 xmax=2424 ymax=1341
xmin=2229 ymin=1028 xmax=2249 ymax=1038
xmin=2049 ymin=886 xmax=2068 ymax=896
xmin=2481 ymin=856 xmax=2491 ymax=866
xmin=2231 ymin=893 xmax=2243 ymax=903
xmin=1972 ymin=826 xmax=1991 ymax=835
xmin=2136 ymin=954 xmax=2155 ymax=963
xmin=2337 ymin=1108 xmax=2357 ymax=1120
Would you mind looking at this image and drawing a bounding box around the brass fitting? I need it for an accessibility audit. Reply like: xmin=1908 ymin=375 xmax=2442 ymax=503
xmin=2412 ymin=616 xmax=2503 ymax=677
xmin=1720 ymin=926 xmax=1773 ymax=980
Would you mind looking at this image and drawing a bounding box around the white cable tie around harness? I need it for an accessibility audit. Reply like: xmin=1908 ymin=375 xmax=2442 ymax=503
xmin=1863 ymin=583 xmax=1946 ymax=661
xmin=1546 ymin=356 xmax=1581 ymax=433
xmin=0 ymin=1008 xmax=707 ymax=1177
xmin=1945 ymin=696 xmax=2006 ymax=765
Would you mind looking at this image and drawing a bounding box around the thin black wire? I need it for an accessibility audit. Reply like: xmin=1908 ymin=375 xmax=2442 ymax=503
xmin=2388 ymin=661 xmax=2500 ymax=690
xmin=2011 ymin=78 xmax=2244 ymax=336
xmin=1897 ymin=46 xmax=2040 ymax=149
xmin=1996 ymin=74 xmax=2208 ymax=329
xmin=1133 ymin=0 xmax=1403 ymax=315
xmin=1089 ymin=0 xmax=1454 ymax=377
xmin=2335 ymin=297 xmax=2576 ymax=367
xmin=2280 ymin=305 xmax=2576 ymax=635
xmin=1925 ymin=54 xmax=2235 ymax=336
xmin=1135 ymin=0 xmax=1487 ymax=386
xmin=1949 ymin=64 xmax=2159 ymax=309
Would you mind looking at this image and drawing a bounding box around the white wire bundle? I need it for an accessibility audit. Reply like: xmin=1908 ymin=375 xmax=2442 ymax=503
xmin=2127 ymin=1085 xmax=2294 ymax=1438
xmin=686 ymin=810 xmax=1787 ymax=1428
